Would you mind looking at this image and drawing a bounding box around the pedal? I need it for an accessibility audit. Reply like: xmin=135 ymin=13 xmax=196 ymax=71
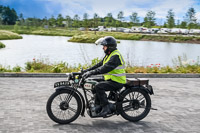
xmin=103 ymin=113 xmax=114 ymax=118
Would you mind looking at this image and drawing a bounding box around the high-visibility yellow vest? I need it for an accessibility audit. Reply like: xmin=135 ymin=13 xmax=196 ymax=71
xmin=103 ymin=50 xmax=126 ymax=84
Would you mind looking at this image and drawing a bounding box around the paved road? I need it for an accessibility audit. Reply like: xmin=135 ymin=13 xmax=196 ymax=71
xmin=0 ymin=78 xmax=200 ymax=133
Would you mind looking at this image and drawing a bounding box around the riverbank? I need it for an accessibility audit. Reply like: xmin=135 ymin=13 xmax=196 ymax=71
xmin=1 ymin=27 xmax=200 ymax=44
xmin=68 ymin=32 xmax=200 ymax=44
xmin=0 ymin=30 xmax=22 ymax=40
xmin=14 ymin=29 xmax=77 ymax=37
xmin=15 ymin=29 xmax=200 ymax=44
xmin=0 ymin=42 xmax=5 ymax=48
xmin=0 ymin=57 xmax=200 ymax=73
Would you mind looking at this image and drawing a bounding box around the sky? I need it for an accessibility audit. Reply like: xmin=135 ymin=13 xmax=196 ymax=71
xmin=0 ymin=0 xmax=200 ymax=24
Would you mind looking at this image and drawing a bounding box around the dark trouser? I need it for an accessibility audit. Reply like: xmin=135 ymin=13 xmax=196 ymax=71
xmin=94 ymin=80 xmax=124 ymax=106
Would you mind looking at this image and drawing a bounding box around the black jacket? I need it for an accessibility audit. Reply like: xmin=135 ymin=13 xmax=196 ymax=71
xmin=87 ymin=50 xmax=122 ymax=75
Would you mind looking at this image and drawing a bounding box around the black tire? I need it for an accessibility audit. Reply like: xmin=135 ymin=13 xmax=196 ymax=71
xmin=119 ymin=88 xmax=151 ymax=122
xmin=46 ymin=90 xmax=82 ymax=124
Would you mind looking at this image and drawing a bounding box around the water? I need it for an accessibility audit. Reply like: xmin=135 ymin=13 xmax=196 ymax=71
xmin=0 ymin=35 xmax=200 ymax=68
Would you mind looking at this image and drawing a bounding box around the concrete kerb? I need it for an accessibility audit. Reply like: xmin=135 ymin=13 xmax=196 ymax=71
xmin=0 ymin=73 xmax=200 ymax=78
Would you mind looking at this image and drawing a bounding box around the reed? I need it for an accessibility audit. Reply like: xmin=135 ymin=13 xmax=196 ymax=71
xmin=0 ymin=55 xmax=199 ymax=73
xmin=0 ymin=42 xmax=5 ymax=48
xmin=0 ymin=30 xmax=22 ymax=40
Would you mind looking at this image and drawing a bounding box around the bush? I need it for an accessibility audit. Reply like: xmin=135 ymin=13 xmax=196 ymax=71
xmin=12 ymin=66 xmax=21 ymax=72
xmin=0 ymin=30 xmax=22 ymax=40
xmin=0 ymin=42 xmax=5 ymax=48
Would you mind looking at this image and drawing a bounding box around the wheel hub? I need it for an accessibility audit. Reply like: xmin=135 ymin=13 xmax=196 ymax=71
xmin=130 ymin=100 xmax=140 ymax=110
xmin=59 ymin=101 xmax=69 ymax=110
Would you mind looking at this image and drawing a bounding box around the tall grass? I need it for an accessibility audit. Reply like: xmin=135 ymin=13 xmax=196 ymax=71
xmin=68 ymin=32 xmax=200 ymax=44
xmin=0 ymin=30 xmax=22 ymax=40
xmin=0 ymin=55 xmax=200 ymax=73
xmin=1 ymin=25 xmax=200 ymax=43
xmin=0 ymin=42 xmax=5 ymax=48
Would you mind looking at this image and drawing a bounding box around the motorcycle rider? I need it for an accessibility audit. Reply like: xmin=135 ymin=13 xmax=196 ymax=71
xmin=82 ymin=36 xmax=126 ymax=117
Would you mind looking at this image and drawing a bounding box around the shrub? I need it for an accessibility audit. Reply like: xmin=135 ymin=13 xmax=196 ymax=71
xmin=12 ymin=66 xmax=21 ymax=72
xmin=0 ymin=42 xmax=5 ymax=48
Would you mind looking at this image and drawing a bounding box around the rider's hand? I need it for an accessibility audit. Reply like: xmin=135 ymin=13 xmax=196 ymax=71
xmin=82 ymin=69 xmax=88 ymax=73
xmin=82 ymin=71 xmax=93 ymax=79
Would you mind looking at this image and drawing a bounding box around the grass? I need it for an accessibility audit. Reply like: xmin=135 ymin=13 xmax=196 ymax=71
xmin=0 ymin=30 xmax=22 ymax=40
xmin=14 ymin=28 xmax=79 ymax=37
xmin=1 ymin=25 xmax=200 ymax=43
xmin=68 ymin=32 xmax=200 ymax=44
xmin=0 ymin=55 xmax=200 ymax=73
xmin=0 ymin=42 xmax=5 ymax=48
xmin=68 ymin=32 xmax=143 ymax=43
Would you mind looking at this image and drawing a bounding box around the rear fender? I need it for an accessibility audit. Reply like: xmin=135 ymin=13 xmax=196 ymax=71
xmin=56 ymin=86 xmax=86 ymax=117
xmin=122 ymin=85 xmax=154 ymax=96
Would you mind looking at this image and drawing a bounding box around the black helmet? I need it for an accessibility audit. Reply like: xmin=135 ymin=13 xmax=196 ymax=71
xmin=95 ymin=36 xmax=117 ymax=48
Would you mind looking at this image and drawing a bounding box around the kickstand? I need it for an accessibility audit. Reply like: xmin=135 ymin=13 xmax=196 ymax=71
xmin=151 ymin=107 xmax=158 ymax=110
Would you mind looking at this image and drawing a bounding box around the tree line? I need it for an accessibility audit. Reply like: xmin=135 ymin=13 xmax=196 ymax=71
xmin=0 ymin=4 xmax=199 ymax=29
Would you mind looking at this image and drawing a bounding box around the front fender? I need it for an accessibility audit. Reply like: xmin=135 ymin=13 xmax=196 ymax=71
xmin=55 ymin=86 xmax=86 ymax=117
xmin=55 ymin=86 xmax=73 ymax=92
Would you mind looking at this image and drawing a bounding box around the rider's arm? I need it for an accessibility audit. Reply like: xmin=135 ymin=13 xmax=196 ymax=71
xmin=92 ymin=55 xmax=122 ymax=75
xmin=84 ymin=56 xmax=105 ymax=72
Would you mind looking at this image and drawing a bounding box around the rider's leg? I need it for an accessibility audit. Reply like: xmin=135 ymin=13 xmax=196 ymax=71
xmin=95 ymin=80 xmax=123 ymax=116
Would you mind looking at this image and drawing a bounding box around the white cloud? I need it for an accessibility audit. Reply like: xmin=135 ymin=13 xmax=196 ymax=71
xmin=152 ymin=0 xmax=195 ymax=19
xmin=37 ymin=0 xmax=200 ymax=21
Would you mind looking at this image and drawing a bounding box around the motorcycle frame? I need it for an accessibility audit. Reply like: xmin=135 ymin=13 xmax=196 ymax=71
xmin=55 ymin=73 xmax=153 ymax=118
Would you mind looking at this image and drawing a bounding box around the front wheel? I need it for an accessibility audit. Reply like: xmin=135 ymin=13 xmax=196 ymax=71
xmin=119 ymin=88 xmax=151 ymax=122
xmin=46 ymin=89 xmax=82 ymax=124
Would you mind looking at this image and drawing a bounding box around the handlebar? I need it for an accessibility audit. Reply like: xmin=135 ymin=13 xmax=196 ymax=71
xmin=72 ymin=72 xmax=82 ymax=75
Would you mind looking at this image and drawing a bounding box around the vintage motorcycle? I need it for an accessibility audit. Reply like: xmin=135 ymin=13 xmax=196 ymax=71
xmin=46 ymin=70 xmax=154 ymax=124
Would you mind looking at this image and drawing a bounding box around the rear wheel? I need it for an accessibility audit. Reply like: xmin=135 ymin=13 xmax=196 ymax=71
xmin=119 ymin=88 xmax=151 ymax=122
xmin=46 ymin=89 xmax=82 ymax=124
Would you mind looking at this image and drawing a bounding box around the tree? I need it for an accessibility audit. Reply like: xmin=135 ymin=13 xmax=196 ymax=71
xmin=185 ymin=7 xmax=197 ymax=29
xmin=180 ymin=21 xmax=187 ymax=28
xmin=117 ymin=11 xmax=124 ymax=21
xmin=163 ymin=22 xmax=167 ymax=28
xmin=83 ymin=13 xmax=89 ymax=29
xmin=73 ymin=14 xmax=80 ymax=28
xmin=185 ymin=7 xmax=197 ymax=24
xmin=49 ymin=15 xmax=56 ymax=27
xmin=42 ymin=16 xmax=48 ymax=27
xmin=176 ymin=20 xmax=180 ymax=28
xmin=14 ymin=21 xmax=20 ymax=32
xmin=65 ymin=15 xmax=72 ymax=28
xmin=105 ymin=13 xmax=113 ymax=27
xmin=117 ymin=11 xmax=124 ymax=27
xmin=166 ymin=9 xmax=175 ymax=28
xmin=18 ymin=13 xmax=24 ymax=25
xmin=93 ymin=13 xmax=99 ymax=34
xmin=130 ymin=12 xmax=139 ymax=24
xmin=57 ymin=14 xmax=64 ymax=27
xmin=93 ymin=13 xmax=99 ymax=28
xmin=0 ymin=8 xmax=2 ymax=25
xmin=143 ymin=10 xmax=156 ymax=28
xmin=0 ymin=6 xmax=18 ymax=25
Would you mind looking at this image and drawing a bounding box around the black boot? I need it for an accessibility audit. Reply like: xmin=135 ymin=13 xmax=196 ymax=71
xmin=92 ymin=104 xmax=101 ymax=113
xmin=98 ymin=104 xmax=111 ymax=117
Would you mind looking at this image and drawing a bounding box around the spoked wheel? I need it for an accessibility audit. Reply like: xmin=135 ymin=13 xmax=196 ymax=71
xmin=119 ymin=88 xmax=151 ymax=122
xmin=46 ymin=90 xmax=82 ymax=124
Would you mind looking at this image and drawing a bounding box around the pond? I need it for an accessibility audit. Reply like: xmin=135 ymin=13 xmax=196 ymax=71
xmin=0 ymin=35 xmax=200 ymax=68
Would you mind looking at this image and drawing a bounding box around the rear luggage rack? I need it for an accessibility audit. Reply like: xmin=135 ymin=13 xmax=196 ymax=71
xmin=126 ymin=78 xmax=149 ymax=86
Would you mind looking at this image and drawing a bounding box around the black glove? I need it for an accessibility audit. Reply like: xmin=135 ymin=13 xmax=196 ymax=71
xmin=82 ymin=70 xmax=95 ymax=79
xmin=82 ymin=69 xmax=89 ymax=74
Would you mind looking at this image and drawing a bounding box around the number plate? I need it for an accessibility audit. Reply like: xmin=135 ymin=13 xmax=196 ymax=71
xmin=54 ymin=81 xmax=69 ymax=88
